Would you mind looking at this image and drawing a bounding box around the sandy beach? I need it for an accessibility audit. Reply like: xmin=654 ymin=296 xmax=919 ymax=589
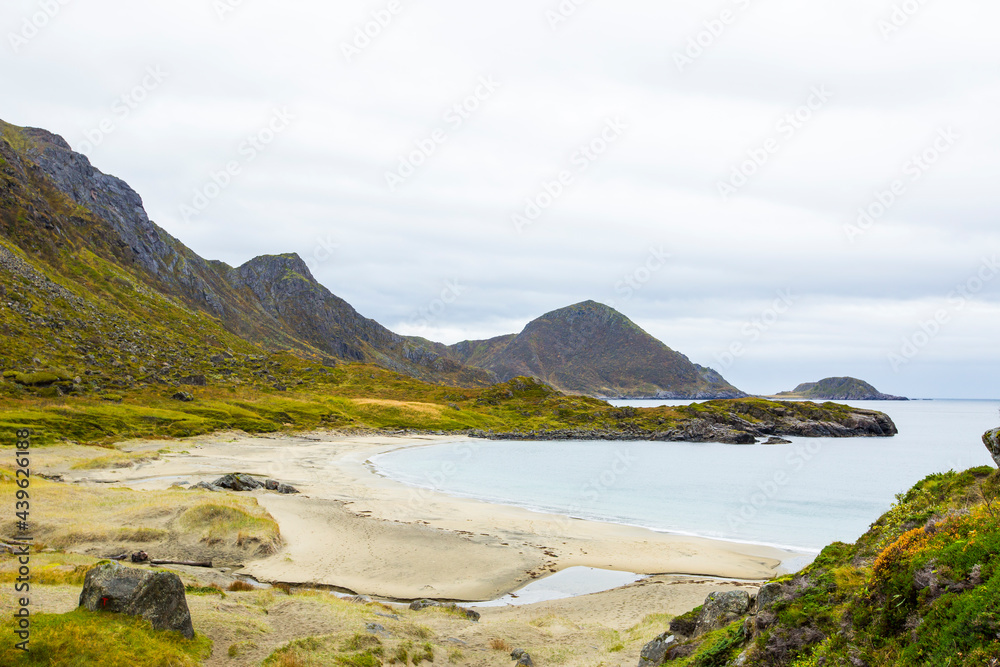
xmin=54 ymin=431 xmax=802 ymax=602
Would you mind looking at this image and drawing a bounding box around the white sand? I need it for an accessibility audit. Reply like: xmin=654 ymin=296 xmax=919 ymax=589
xmin=62 ymin=431 xmax=803 ymax=601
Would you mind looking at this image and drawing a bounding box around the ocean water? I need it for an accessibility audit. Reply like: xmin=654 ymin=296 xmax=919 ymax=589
xmin=371 ymin=400 xmax=999 ymax=552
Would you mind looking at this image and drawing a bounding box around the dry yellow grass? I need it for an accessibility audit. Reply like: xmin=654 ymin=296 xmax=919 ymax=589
xmin=348 ymin=398 xmax=444 ymax=417
xmin=70 ymin=449 xmax=160 ymax=470
xmin=0 ymin=467 xmax=279 ymax=560
xmin=489 ymin=637 xmax=513 ymax=651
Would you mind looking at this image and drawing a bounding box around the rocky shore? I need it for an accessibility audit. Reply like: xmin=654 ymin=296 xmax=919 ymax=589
xmin=470 ymin=402 xmax=898 ymax=445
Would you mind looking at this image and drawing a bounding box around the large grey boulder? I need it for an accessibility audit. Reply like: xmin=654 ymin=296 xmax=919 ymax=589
xmin=755 ymin=582 xmax=783 ymax=611
xmin=511 ymin=648 xmax=534 ymax=666
xmin=638 ymin=632 xmax=676 ymax=666
xmin=213 ymin=473 xmax=264 ymax=491
xmin=695 ymin=590 xmax=751 ymax=635
xmin=79 ymin=561 xmax=194 ymax=639
xmin=984 ymin=429 xmax=1000 ymax=467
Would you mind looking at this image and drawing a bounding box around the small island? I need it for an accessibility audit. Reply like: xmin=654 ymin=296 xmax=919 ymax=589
xmin=772 ymin=376 xmax=908 ymax=401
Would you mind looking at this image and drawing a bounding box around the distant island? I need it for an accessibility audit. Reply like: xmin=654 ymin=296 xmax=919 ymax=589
xmin=773 ymin=376 xmax=908 ymax=401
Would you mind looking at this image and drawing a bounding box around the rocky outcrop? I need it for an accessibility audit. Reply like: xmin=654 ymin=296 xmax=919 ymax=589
xmin=468 ymin=400 xmax=897 ymax=446
xmin=79 ymin=561 xmax=194 ymax=638
xmin=469 ymin=426 xmax=758 ymax=445
xmin=209 ymin=473 xmax=299 ymax=494
xmin=984 ymin=429 xmax=1000 ymax=467
xmin=213 ymin=473 xmax=264 ymax=492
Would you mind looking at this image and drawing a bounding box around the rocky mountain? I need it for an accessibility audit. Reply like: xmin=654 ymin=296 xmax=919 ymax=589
xmin=775 ymin=376 xmax=908 ymax=401
xmin=445 ymin=301 xmax=745 ymax=399
xmin=0 ymin=119 xmax=739 ymax=398
xmin=0 ymin=119 xmax=491 ymax=389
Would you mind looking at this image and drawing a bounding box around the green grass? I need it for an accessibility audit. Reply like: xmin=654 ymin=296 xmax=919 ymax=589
xmin=0 ymin=608 xmax=211 ymax=666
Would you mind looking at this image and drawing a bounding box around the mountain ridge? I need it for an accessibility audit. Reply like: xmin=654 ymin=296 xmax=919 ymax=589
xmin=1 ymin=118 xmax=740 ymax=399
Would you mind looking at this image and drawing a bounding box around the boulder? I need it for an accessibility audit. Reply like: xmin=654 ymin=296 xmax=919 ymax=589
xmin=763 ymin=436 xmax=792 ymax=445
xmin=265 ymin=479 xmax=300 ymax=494
xmin=638 ymin=632 xmax=676 ymax=666
xmin=695 ymin=590 xmax=751 ymax=635
xmin=212 ymin=473 xmax=264 ymax=491
xmin=409 ymin=599 xmax=436 ymax=611
xmin=171 ymin=391 xmax=194 ymax=402
xmin=408 ymin=599 xmax=480 ymax=621
xmin=366 ymin=622 xmax=388 ymax=636
xmin=189 ymin=481 xmax=222 ymax=492
xmin=511 ymin=648 xmax=534 ymax=666
xmin=755 ymin=582 xmax=783 ymax=611
xmin=79 ymin=561 xmax=194 ymax=639
xmin=984 ymin=429 xmax=1000 ymax=467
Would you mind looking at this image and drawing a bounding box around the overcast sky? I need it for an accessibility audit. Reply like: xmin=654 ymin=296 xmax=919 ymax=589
xmin=4 ymin=0 xmax=999 ymax=398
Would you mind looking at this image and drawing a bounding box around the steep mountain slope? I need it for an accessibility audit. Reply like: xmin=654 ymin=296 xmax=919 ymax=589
xmin=447 ymin=301 xmax=744 ymax=398
xmin=0 ymin=119 xmax=491 ymax=388
xmin=776 ymin=376 xmax=908 ymax=401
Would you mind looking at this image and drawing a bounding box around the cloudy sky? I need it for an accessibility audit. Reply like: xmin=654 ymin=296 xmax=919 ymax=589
xmin=4 ymin=0 xmax=999 ymax=398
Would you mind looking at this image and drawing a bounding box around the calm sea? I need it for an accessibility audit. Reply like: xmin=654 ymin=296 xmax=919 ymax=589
xmin=371 ymin=400 xmax=999 ymax=552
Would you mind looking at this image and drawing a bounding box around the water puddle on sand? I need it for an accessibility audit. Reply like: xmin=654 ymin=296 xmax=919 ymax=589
xmin=468 ymin=567 xmax=646 ymax=607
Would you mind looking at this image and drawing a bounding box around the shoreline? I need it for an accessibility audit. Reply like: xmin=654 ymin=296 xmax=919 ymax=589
xmin=57 ymin=431 xmax=808 ymax=601
xmin=367 ymin=449 xmax=822 ymax=558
